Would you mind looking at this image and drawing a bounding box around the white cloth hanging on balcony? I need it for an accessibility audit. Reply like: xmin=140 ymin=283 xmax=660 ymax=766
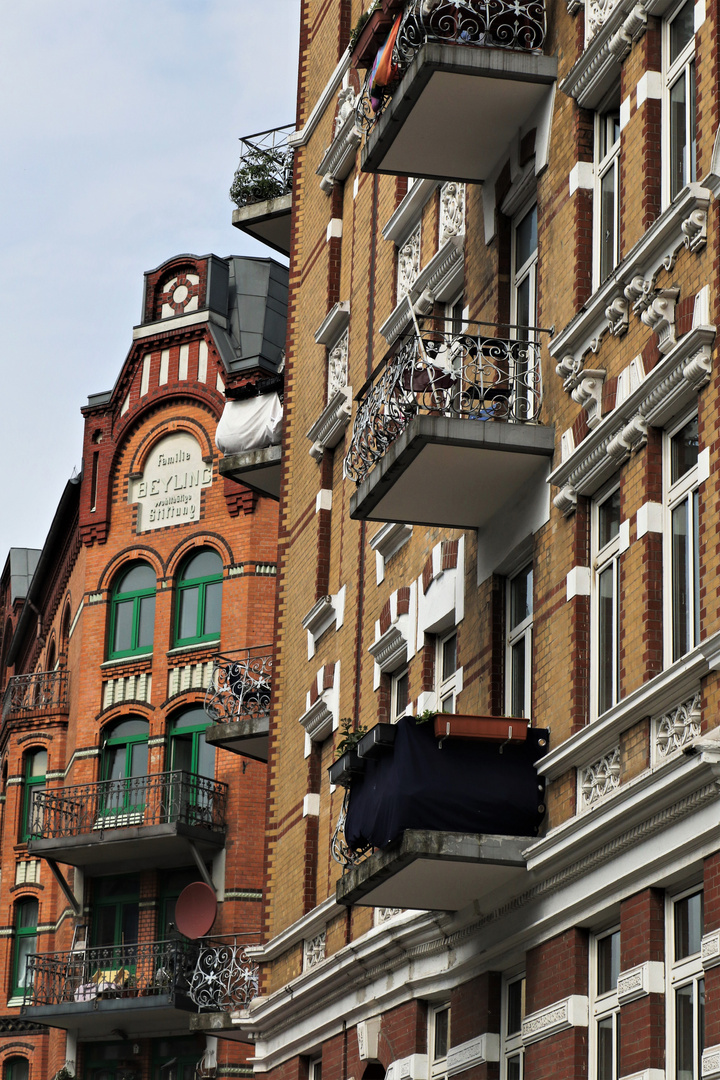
xmin=216 ymin=393 xmax=283 ymax=456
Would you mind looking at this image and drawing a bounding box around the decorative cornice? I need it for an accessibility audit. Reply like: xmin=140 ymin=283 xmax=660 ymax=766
xmin=370 ymin=522 xmax=413 ymax=560
xmin=616 ymin=961 xmax=665 ymax=1003
xmin=248 ymin=896 xmax=341 ymax=963
xmin=289 ymin=53 xmax=350 ymax=149
xmin=703 ymin=1045 xmax=720 ymax=1079
xmin=446 ymin=1034 xmax=500 ymax=1074
xmin=307 ymin=387 xmax=353 ymax=462
xmin=521 ymin=995 xmax=588 ymax=1045
xmin=701 ymin=929 xmax=720 ymax=970
xmin=298 ymin=697 xmax=335 ymax=743
xmin=386 ymin=1055 xmax=429 ymax=1080
xmin=369 ymin=625 xmax=408 ymax=674
xmin=380 ymin=236 xmax=465 ymax=344
xmin=382 ymin=179 xmax=439 ymax=244
xmin=561 ymin=0 xmax=647 ymax=107
xmin=314 ymin=302 xmax=351 ymax=346
xmin=317 ymin=112 xmax=361 ymax=190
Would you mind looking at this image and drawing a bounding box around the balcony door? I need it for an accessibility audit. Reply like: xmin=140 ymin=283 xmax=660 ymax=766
xmin=169 ymin=707 xmax=215 ymax=825
xmin=100 ymin=717 xmax=149 ymax=823
xmin=510 ymin=203 xmax=538 ymax=421
xmin=91 ymin=875 xmax=140 ymax=979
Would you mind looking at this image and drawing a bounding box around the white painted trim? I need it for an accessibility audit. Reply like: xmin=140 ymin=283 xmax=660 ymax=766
xmin=701 ymin=929 xmax=720 ymax=969
xmin=386 ymin=1055 xmax=428 ymax=1080
xmin=636 ymin=501 xmax=664 ymax=537
xmin=620 ymin=94 xmax=631 ymax=129
xmin=132 ymin=308 xmax=226 ymax=340
xmin=567 ymin=565 xmax=591 ymax=600
xmin=703 ymin=1044 xmax=720 ymax=1077
xmin=619 ymin=1071 xmax=665 ymax=1080
xmin=616 ymin=960 xmax=665 ymax=1002
xmin=569 ymin=161 xmax=594 ymax=194
xmin=382 ymin=179 xmax=438 ymax=244
xmin=316 ymin=489 xmax=333 ymax=513
xmin=637 ymin=70 xmax=662 ymax=106
xmin=446 ymin=1034 xmax=500 ymax=1074
xmin=303 ymin=794 xmax=320 ymax=818
xmin=521 ymin=994 xmax=588 ymax=1045
xmin=248 ymin=896 xmax=341 ymax=963
xmin=289 ymin=53 xmax=350 ymax=149
xmin=327 ymin=218 xmax=343 ymax=241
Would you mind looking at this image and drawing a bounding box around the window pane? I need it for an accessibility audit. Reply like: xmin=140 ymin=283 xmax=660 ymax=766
xmin=689 ymin=61 xmax=696 ymax=183
xmin=597 ymin=1016 xmax=614 ymax=1080
xmin=670 ymin=0 xmax=694 ymax=62
xmin=507 ymin=1055 xmax=522 ymax=1080
xmin=675 ymin=891 xmax=703 ymax=959
xmin=672 ymin=500 xmax=690 ymax=660
xmin=178 ymin=587 xmax=199 ymax=641
xmin=442 ymin=634 xmax=457 ymax=680
xmin=28 ymin=750 xmax=47 ymax=778
xmin=183 ymin=550 xmax=222 ymax=580
xmin=676 ymin=983 xmax=695 ymax=1080
xmin=17 ymin=900 xmax=38 ymax=930
xmin=507 ymin=977 xmax=525 ymax=1034
xmin=137 ymin=594 xmax=155 ymax=649
xmin=597 ymin=930 xmax=620 ymax=994
xmin=599 ymin=489 xmax=621 ymax=548
xmin=515 ymin=274 xmax=531 ymax=332
xmin=5 ymin=1059 xmax=29 ymax=1080
xmin=433 ymin=1007 xmax=449 ymax=1060
xmin=693 ymin=488 xmax=700 ymax=646
xmin=599 ymin=163 xmax=616 ymax=282
xmin=203 ymin=580 xmax=223 ymax=636
xmin=394 ymin=671 xmax=409 ymax=719
xmin=118 ymin=564 xmax=155 ymax=593
xmin=113 ymin=599 xmax=134 ymax=652
xmin=15 ymin=933 xmax=37 ymax=989
xmin=515 ymin=206 xmax=537 ymax=269
xmin=511 ymin=567 xmax=533 ymax=629
xmin=671 ymin=417 xmax=699 ymax=482
xmin=25 ymin=783 xmax=45 ymax=837
xmin=670 ymin=71 xmax=688 ymax=200
xmin=598 ymin=564 xmax=616 ymax=714
xmin=511 ymin=639 xmax=526 ymax=718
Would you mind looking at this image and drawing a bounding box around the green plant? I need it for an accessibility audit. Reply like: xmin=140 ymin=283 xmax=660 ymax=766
xmin=229 ymin=148 xmax=291 ymax=208
xmin=53 ymin=1068 xmax=74 ymax=1080
xmin=415 ymin=709 xmax=436 ymax=724
xmin=335 ymin=717 xmax=368 ymax=757
xmin=348 ymin=0 xmax=381 ymax=50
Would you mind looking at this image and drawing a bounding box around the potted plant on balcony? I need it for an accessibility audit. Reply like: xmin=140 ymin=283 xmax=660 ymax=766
xmin=229 ymin=147 xmax=291 ymax=209
xmin=328 ymin=718 xmax=367 ymax=787
xmin=349 ymin=0 xmax=395 ymax=67
xmin=356 ymin=721 xmax=396 ymax=759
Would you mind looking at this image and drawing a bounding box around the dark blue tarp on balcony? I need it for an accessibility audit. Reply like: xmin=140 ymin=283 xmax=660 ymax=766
xmin=344 ymin=716 xmax=548 ymax=852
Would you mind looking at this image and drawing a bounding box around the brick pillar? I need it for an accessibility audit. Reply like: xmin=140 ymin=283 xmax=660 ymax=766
xmin=704 ymin=853 xmax=720 ymax=1050
xmin=618 ymin=888 xmax=665 ymax=1076
xmin=450 ymin=971 xmax=502 ymax=1080
xmin=524 ymin=928 xmax=588 ymax=1079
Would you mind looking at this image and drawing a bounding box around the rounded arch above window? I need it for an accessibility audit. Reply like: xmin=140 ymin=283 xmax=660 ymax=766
xmin=175 ymin=549 xmax=223 ymax=648
xmin=109 ymin=562 xmax=156 ymax=660
xmin=180 ymin=549 xmax=223 ymax=581
xmin=102 ymin=717 xmax=150 ymax=743
xmin=114 ymin=563 xmax=156 ymax=595
xmin=3 ymin=1057 xmax=29 ymax=1080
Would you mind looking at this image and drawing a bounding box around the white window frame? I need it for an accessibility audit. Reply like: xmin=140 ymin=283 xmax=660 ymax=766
xmin=589 ymin=927 xmax=621 ymax=1080
xmin=390 ymin=666 xmax=409 ymax=723
xmin=510 ymin=203 xmax=538 ymax=334
xmin=445 ymin=291 xmax=465 ymax=340
xmin=308 ymin=1056 xmax=322 ymax=1080
xmin=429 ymin=1002 xmax=451 ymax=1080
xmin=664 ymin=0 xmax=697 ymax=206
xmin=501 ymin=971 xmax=526 ymax=1080
xmin=666 ymin=886 xmax=704 ymax=1080
xmin=664 ymin=412 xmax=704 ymax=665
xmin=591 ymin=484 xmax=623 ymax=719
xmin=506 ymin=565 xmax=533 ymax=719
xmin=436 ymin=631 xmax=459 ymax=714
xmin=593 ymin=93 xmax=621 ymax=288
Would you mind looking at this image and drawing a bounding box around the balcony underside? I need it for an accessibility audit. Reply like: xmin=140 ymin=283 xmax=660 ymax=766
xmin=28 ymin=822 xmax=224 ymax=875
xmin=337 ymin=829 xmax=531 ymax=910
xmin=349 ymin=414 xmax=555 ymax=527
xmin=232 ymin=194 xmax=292 ymax=256
xmin=218 ymin=444 xmax=282 ymax=499
xmin=21 ymin=994 xmax=196 ymax=1041
xmin=190 ymin=1010 xmax=248 ymax=1042
xmin=205 ymin=717 xmax=269 ymax=762
xmin=362 ymin=43 xmax=557 ymax=181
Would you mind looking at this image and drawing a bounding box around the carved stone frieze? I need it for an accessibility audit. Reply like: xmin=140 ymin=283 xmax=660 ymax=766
xmin=397 ymin=225 xmax=421 ymax=301
xmin=439 ymin=182 xmax=466 ymax=246
xmin=334 ymin=86 xmax=356 ymax=138
xmin=303 ymin=930 xmax=326 ymax=971
xmin=655 ymin=691 xmax=701 ymax=760
xmin=327 ymin=329 xmax=349 ymax=402
xmin=579 ymin=746 xmax=620 ymax=809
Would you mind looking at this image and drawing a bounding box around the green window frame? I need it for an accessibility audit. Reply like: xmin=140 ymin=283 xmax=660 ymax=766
xmin=169 ymin=707 xmax=216 ymax=824
xmin=108 ymin=563 xmax=156 ymax=659
xmin=21 ymin=748 xmax=47 ymax=842
xmin=4 ymin=1057 xmax=29 ymax=1080
xmin=12 ymin=897 xmax=38 ymax=999
xmin=100 ymin=718 xmax=149 ymax=820
xmin=175 ymin=550 xmax=223 ymax=647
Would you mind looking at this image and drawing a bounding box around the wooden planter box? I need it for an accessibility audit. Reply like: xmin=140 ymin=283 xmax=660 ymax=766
xmin=432 ymin=714 xmax=530 ymax=744
xmin=351 ymin=9 xmax=396 ymax=68
xmin=357 ymin=722 xmax=396 ymax=759
xmin=328 ymin=749 xmax=364 ymax=787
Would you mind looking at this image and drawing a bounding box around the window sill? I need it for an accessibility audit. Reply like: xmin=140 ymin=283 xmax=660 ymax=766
xmin=101 ymin=653 xmax=153 ymax=670
xmin=167 ymin=640 xmax=220 ymax=659
xmin=7 ymin=997 xmax=24 ymax=1009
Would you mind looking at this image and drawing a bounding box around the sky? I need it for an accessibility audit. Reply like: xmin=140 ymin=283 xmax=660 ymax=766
xmin=0 ymin=1 xmax=301 ymax=560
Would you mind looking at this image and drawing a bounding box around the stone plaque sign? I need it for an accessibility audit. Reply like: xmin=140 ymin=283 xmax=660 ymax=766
xmin=129 ymin=432 xmax=212 ymax=532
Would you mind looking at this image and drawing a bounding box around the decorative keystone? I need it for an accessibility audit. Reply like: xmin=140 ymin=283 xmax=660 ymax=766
xmin=606 ymin=296 xmax=629 ymax=336
xmin=571 ymin=369 xmax=606 ymax=428
xmin=641 ymin=287 xmax=680 ymax=354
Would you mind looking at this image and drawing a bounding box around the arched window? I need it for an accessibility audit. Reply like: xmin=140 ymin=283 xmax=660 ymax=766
xmin=109 ymin=563 xmax=156 ymax=659
xmin=60 ymin=601 xmax=72 ymax=660
xmin=169 ymin=707 xmax=216 ymax=824
xmin=100 ymin=718 xmax=149 ymax=819
xmin=3 ymin=1058 xmax=29 ymax=1080
xmin=21 ymin=748 xmax=47 ymax=842
xmin=12 ymin=898 xmax=38 ymax=1000
xmin=175 ymin=550 xmax=223 ymax=647
xmin=46 ymin=639 xmax=56 ymax=672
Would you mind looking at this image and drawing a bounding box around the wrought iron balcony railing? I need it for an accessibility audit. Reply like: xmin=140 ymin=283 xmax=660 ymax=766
xmin=229 ymin=125 xmax=294 ymax=209
xmin=23 ymin=938 xmax=199 ymax=1008
xmin=356 ymin=0 xmax=547 ymax=132
xmin=2 ymin=669 xmax=69 ymax=722
xmin=344 ymin=319 xmax=545 ymax=485
xmin=29 ymin=770 xmax=228 ymax=841
xmin=204 ymin=645 xmax=272 ymax=725
xmin=188 ymin=934 xmax=259 ymax=1010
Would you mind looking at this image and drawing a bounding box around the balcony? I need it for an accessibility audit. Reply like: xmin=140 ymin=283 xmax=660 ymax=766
xmin=356 ymin=0 xmax=557 ymax=181
xmin=21 ymin=935 xmax=257 ymax=1040
xmin=230 ymin=125 xmax=294 ymax=256
xmin=2 ymin=669 xmax=69 ymax=723
xmin=344 ymin=319 xmax=555 ymax=529
xmin=216 ymin=381 xmax=284 ymax=498
xmin=27 ymin=770 xmax=227 ymax=874
xmin=204 ymin=646 xmax=273 ymax=762
xmin=333 ymin=716 xmax=548 ymax=911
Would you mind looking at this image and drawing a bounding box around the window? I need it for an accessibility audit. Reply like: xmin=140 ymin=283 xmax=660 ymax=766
xmin=169 ymin=707 xmax=216 ymax=823
xmin=590 ymin=929 xmax=620 ymax=1080
xmin=429 ymin=1003 xmax=450 ymax=1080
xmin=308 ymin=1057 xmax=322 ymax=1080
xmin=436 ymin=632 xmax=458 ymax=713
xmin=175 ymin=549 xmax=223 ymax=646
xmin=4 ymin=1058 xmax=29 ymax=1080
xmin=665 ymin=0 xmax=696 ymax=202
xmin=391 ymin=667 xmax=409 ymax=722
xmin=595 ymin=92 xmax=621 ymax=285
xmin=507 ymin=565 xmax=533 ymax=718
xmin=592 ymin=487 xmax=622 ymax=716
xmin=21 ymin=748 xmax=47 ymax=842
xmin=511 ymin=204 xmax=538 ymax=421
xmin=502 ymin=973 xmax=525 ymax=1079
xmin=12 ymin=898 xmax=38 ymax=1000
xmin=92 ymin=875 xmax=140 ymax=954
xmin=669 ymin=888 xmax=704 ymax=1079
xmin=109 ymin=562 xmax=156 ymax=658
xmin=445 ymin=293 xmax=465 ymax=339
xmin=666 ymin=415 xmax=702 ymax=661
xmin=100 ymin=718 xmax=149 ymax=819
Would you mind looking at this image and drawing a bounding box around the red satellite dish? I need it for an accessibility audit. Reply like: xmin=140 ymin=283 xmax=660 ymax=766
xmin=175 ymin=881 xmax=217 ymax=939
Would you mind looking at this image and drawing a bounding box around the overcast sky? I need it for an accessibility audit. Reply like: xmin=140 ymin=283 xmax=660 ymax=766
xmin=0 ymin=1 xmax=300 ymax=560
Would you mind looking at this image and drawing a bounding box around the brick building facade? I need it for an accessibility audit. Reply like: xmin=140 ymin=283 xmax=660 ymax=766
xmin=0 ymin=253 xmax=286 ymax=1080
xmin=196 ymin=0 xmax=720 ymax=1079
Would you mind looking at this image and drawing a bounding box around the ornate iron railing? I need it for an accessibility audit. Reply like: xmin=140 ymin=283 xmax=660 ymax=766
xmin=344 ymin=319 xmax=545 ymax=485
xmin=29 ymin=770 xmax=227 ymax=841
xmin=229 ymin=124 xmax=294 ymax=209
xmin=188 ymin=935 xmax=259 ymax=1010
xmin=23 ymin=938 xmax=199 ymax=1008
xmin=356 ymin=0 xmax=547 ymax=132
xmin=204 ymin=646 xmax=273 ymax=725
xmin=2 ymin=670 xmax=69 ymax=722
